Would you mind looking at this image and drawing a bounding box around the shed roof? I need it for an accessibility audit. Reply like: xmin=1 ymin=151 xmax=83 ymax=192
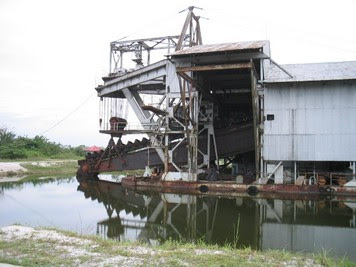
xmin=171 ymin=40 xmax=269 ymax=57
xmin=265 ymin=61 xmax=356 ymax=83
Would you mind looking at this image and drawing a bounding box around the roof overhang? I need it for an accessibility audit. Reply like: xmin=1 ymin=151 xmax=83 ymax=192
xmin=171 ymin=40 xmax=270 ymax=57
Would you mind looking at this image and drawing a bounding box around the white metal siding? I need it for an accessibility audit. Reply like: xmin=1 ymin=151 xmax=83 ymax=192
xmin=263 ymin=81 xmax=356 ymax=161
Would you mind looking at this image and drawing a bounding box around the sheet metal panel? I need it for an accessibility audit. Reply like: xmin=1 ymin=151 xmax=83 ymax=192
xmin=263 ymin=81 xmax=356 ymax=161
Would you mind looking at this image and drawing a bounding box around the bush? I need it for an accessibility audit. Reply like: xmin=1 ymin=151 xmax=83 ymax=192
xmin=0 ymin=145 xmax=27 ymax=159
xmin=0 ymin=126 xmax=86 ymax=160
xmin=73 ymin=145 xmax=86 ymax=157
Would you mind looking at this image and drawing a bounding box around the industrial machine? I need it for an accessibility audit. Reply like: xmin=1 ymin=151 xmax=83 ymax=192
xmin=77 ymin=7 xmax=259 ymax=182
xmin=78 ymin=7 xmax=356 ymax=192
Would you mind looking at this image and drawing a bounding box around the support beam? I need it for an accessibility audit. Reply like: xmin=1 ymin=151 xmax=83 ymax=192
xmin=176 ymin=62 xmax=252 ymax=72
xmin=269 ymin=58 xmax=293 ymax=78
xmin=131 ymin=90 xmax=151 ymax=119
xmin=122 ymin=88 xmax=165 ymax=162
xmin=172 ymin=52 xmax=269 ymax=67
xmin=267 ymin=161 xmax=283 ymax=180
xmin=98 ymin=60 xmax=167 ymax=97
xmin=176 ymin=11 xmax=193 ymax=51
xmin=122 ymin=88 xmax=149 ymax=123
xmin=250 ymin=63 xmax=260 ymax=179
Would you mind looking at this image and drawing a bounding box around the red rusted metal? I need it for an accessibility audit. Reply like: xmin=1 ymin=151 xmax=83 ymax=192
xmin=78 ymin=122 xmax=254 ymax=174
xmin=121 ymin=177 xmax=356 ymax=200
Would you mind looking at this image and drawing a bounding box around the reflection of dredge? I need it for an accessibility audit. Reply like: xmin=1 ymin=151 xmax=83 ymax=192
xmin=77 ymin=177 xmax=256 ymax=245
xmin=78 ymin=7 xmax=356 ymax=196
xmin=77 ymin=178 xmax=356 ymax=258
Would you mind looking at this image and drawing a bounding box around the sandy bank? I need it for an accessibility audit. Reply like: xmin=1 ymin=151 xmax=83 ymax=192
xmin=0 ymin=160 xmax=77 ymax=183
xmin=0 ymin=163 xmax=28 ymax=182
xmin=0 ymin=163 xmax=27 ymax=175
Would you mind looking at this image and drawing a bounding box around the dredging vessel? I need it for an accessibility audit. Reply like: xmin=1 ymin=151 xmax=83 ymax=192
xmin=77 ymin=7 xmax=356 ymax=197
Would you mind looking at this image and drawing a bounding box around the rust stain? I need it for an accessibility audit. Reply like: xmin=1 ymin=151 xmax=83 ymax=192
xmin=121 ymin=177 xmax=356 ymax=200
xmin=171 ymin=40 xmax=268 ymax=56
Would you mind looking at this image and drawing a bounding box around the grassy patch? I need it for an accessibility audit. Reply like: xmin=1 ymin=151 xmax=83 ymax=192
xmin=21 ymin=160 xmax=78 ymax=176
xmin=0 ymin=171 xmax=20 ymax=177
xmin=0 ymin=226 xmax=354 ymax=267
xmin=0 ymin=239 xmax=77 ymax=266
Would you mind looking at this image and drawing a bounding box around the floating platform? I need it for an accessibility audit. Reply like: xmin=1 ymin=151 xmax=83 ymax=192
xmin=121 ymin=176 xmax=356 ymax=201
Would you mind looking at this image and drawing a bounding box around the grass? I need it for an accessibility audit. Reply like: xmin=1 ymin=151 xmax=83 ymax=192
xmin=20 ymin=160 xmax=78 ymax=176
xmin=0 ymin=226 xmax=354 ymax=267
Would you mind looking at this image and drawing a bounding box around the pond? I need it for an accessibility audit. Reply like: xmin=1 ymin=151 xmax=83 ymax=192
xmin=1 ymin=175 xmax=356 ymax=260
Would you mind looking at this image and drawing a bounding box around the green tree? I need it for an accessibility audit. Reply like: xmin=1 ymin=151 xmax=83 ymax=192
xmin=0 ymin=127 xmax=16 ymax=146
xmin=0 ymin=126 xmax=85 ymax=160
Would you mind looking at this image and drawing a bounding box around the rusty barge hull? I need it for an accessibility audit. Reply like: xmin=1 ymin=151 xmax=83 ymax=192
xmin=121 ymin=177 xmax=356 ymax=200
xmin=81 ymin=123 xmax=254 ymax=174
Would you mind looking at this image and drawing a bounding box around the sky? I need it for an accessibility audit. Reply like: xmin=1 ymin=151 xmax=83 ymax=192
xmin=1 ymin=0 xmax=356 ymax=147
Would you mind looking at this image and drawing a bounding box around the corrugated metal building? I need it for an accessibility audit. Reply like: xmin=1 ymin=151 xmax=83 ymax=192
xmin=262 ymin=61 xmax=356 ymax=183
xmin=91 ymin=28 xmax=356 ymax=184
xmin=173 ymin=42 xmax=356 ymax=182
xmin=263 ymin=61 xmax=356 ymax=162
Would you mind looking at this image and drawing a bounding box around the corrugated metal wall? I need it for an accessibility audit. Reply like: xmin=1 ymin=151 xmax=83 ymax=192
xmin=263 ymin=81 xmax=356 ymax=161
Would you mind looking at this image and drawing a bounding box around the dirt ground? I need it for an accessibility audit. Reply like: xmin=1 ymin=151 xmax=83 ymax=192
xmin=0 ymin=160 xmax=76 ymax=182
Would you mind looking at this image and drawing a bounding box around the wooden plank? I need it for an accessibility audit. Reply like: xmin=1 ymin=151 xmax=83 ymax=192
xmin=173 ymin=52 xmax=268 ymax=67
xmin=176 ymin=62 xmax=252 ymax=72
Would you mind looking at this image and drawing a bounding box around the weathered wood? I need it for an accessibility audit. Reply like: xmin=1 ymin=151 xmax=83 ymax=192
xmin=172 ymin=52 xmax=268 ymax=67
xmin=176 ymin=11 xmax=193 ymax=51
xmin=250 ymin=63 xmax=260 ymax=179
xmin=176 ymin=62 xmax=252 ymax=72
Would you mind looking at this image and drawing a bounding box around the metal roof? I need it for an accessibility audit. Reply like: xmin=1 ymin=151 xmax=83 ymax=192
xmin=171 ymin=40 xmax=269 ymax=56
xmin=265 ymin=61 xmax=356 ymax=83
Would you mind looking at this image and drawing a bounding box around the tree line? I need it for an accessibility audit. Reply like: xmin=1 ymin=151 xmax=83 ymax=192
xmin=0 ymin=127 xmax=86 ymax=159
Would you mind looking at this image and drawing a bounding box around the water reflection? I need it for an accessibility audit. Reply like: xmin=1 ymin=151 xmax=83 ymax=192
xmin=77 ymin=178 xmax=356 ymax=259
xmin=0 ymin=176 xmax=73 ymax=191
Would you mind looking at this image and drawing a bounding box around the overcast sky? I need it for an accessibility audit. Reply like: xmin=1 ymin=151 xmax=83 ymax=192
xmin=1 ymin=0 xmax=356 ymax=147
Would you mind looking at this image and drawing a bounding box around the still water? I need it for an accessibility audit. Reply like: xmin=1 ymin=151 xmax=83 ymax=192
xmin=1 ymin=176 xmax=356 ymax=260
